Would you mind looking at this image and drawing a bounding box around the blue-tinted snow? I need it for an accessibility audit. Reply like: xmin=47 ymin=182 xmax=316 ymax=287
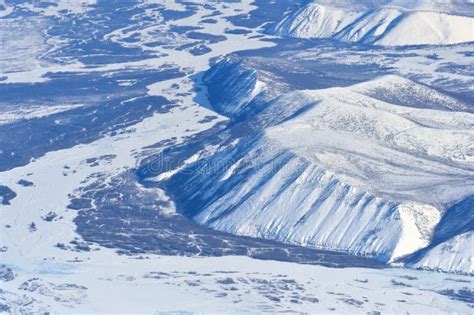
xmin=0 ymin=0 xmax=473 ymax=312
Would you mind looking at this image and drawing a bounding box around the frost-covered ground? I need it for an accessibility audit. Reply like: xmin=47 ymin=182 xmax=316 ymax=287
xmin=0 ymin=0 xmax=473 ymax=313
xmin=2 ymin=254 xmax=474 ymax=314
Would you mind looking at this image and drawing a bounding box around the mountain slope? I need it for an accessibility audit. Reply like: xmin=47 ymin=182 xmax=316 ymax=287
xmin=162 ymin=72 xmax=474 ymax=270
xmin=403 ymin=196 xmax=474 ymax=273
xmin=409 ymin=231 xmax=473 ymax=274
xmin=349 ymin=75 xmax=471 ymax=111
xmin=270 ymin=1 xmax=474 ymax=46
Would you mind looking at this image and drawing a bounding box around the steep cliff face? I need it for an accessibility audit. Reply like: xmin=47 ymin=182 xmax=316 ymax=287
xmin=160 ymin=60 xmax=474 ymax=272
xmin=188 ymin=136 xmax=443 ymax=262
xmin=269 ymin=1 xmax=474 ymax=46
xmin=203 ymin=57 xmax=268 ymax=119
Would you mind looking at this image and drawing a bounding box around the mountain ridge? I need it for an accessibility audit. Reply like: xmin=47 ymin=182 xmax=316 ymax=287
xmin=269 ymin=1 xmax=474 ymax=46
xmin=157 ymin=60 xmax=474 ymax=273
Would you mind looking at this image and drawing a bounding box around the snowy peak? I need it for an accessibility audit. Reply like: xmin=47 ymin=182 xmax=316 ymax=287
xmin=375 ymin=11 xmax=474 ymax=46
xmin=272 ymin=3 xmax=364 ymax=39
xmin=349 ymin=75 xmax=471 ymax=111
xmin=271 ymin=1 xmax=474 ymax=46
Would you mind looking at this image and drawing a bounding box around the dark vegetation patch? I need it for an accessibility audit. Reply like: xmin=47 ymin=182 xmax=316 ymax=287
xmin=0 ymin=186 xmax=16 ymax=205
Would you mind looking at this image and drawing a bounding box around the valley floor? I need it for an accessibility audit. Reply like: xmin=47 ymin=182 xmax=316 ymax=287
xmin=2 ymin=252 xmax=473 ymax=314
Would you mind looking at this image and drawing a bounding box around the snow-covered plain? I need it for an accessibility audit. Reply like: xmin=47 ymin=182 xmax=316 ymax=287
xmin=2 ymin=253 xmax=473 ymax=314
xmin=0 ymin=0 xmax=473 ymax=313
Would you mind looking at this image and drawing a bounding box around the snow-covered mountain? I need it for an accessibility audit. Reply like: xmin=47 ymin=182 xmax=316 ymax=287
xmin=403 ymin=196 xmax=474 ymax=273
xmin=161 ymin=59 xmax=474 ymax=273
xmin=270 ymin=0 xmax=474 ymax=46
